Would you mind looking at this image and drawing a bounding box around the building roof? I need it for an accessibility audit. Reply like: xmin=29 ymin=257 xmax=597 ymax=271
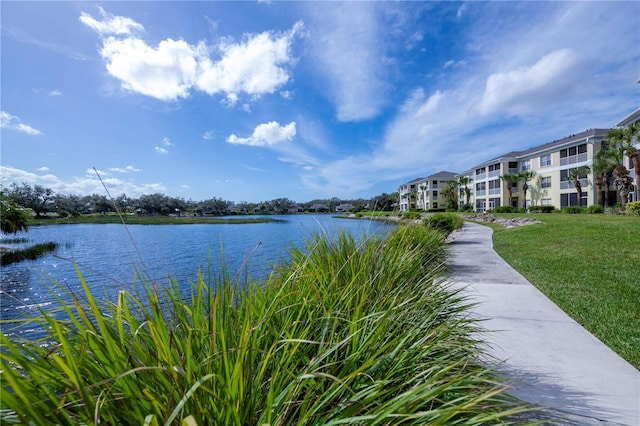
xmin=425 ymin=170 xmax=458 ymax=180
xmin=616 ymin=108 xmax=640 ymax=127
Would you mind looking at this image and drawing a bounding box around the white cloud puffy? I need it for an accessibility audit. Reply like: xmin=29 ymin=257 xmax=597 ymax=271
xmin=1 ymin=111 xmax=43 ymax=135
xmin=80 ymin=9 xmax=302 ymax=103
xmin=227 ymin=121 xmax=296 ymax=147
xmin=161 ymin=137 xmax=173 ymax=146
xmin=476 ymin=48 xmax=580 ymax=116
xmin=37 ymin=166 xmax=50 ymax=171
xmin=155 ymin=146 xmax=168 ymax=154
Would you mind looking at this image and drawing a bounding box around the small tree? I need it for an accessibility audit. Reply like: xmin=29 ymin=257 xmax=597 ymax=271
xmin=500 ymin=173 xmax=520 ymax=208
xmin=565 ymin=166 xmax=591 ymax=207
xmin=613 ymin=164 xmax=634 ymax=211
xmin=518 ymin=170 xmax=536 ymax=210
xmin=458 ymin=176 xmax=472 ymax=206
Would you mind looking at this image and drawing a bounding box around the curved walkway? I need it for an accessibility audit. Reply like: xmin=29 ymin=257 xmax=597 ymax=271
xmin=445 ymin=222 xmax=639 ymax=425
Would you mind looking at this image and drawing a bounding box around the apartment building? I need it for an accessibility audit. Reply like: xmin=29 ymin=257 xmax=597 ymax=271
xmin=466 ymin=128 xmax=611 ymax=211
xmin=399 ymin=171 xmax=457 ymax=212
xmin=398 ymin=108 xmax=639 ymax=212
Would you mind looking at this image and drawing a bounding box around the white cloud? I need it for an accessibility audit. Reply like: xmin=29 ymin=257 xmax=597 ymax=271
xmin=162 ymin=137 xmax=173 ymax=146
xmin=227 ymin=121 xmax=296 ymax=147
xmin=476 ymin=48 xmax=580 ymax=116
xmin=202 ymin=130 xmax=215 ymax=140
xmin=81 ymin=9 xmax=302 ymax=104
xmin=0 ymin=165 xmax=165 ymax=197
xmin=79 ymin=7 xmax=144 ymax=36
xmin=305 ymin=3 xmax=386 ymax=122
xmin=155 ymin=146 xmax=168 ymax=154
xmin=50 ymin=89 xmax=62 ymax=96
xmin=196 ymin=22 xmax=302 ymax=105
xmin=37 ymin=166 xmax=50 ymax=172
xmin=109 ymin=166 xmax=142 ymax=173
xmin=0 ymin=111 xmax=43 ymax=135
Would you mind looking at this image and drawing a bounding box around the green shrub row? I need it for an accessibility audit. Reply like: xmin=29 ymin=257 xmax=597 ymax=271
xmin=528 ymin=205 xmax=556 ymax=213
xmin=1 ymin=227 xmax=529 ymax=424
xmin=424 ymin=213 xmax=463 ymax=237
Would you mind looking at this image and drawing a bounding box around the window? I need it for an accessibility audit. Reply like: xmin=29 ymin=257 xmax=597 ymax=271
xmin=560 ymin=144 xmax=587 ymax=165
xmin=561 ymin=192 xmax=586 ymax=208
xmin=540 ymin=154 xmax=552 ymax=167
xmin=521 ymin=160 xmax=532 ymax=170
xmin=432 ymin=190 xmax=438 ymax=198
xmin=541 ymin=198 xmax=552 ymax=205
xmin=541 ymin=176 xmax=551 ymax=188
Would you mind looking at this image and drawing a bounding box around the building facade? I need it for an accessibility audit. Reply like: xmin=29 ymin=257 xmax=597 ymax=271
xmin=397 ymin=108 xmax=639 ymax=212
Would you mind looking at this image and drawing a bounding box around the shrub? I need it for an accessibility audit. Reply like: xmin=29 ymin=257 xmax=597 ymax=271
xmin=0 ymin=229 xmax=530 ymax=424
xmin=493 ymin=206 xmax=516 ymax=213
xmin=626 ymin=201 xmax=640 ymax=216
xmin=562 ymin=206 xmax=584 ymax=214
xmin=424 ymin=212 xmax=463 ymax=237
xmin=528 ymin=205 xmax=555 ymax=213
xmin=459 ymin=204 xmax=473 ymax=212
xmin=403 ymin=211 xmax=421 ymax=220
xmin=427 ymin=207 xmax=447 ymax=212
xmin=586 ymin=205 xmax=604 ymax=214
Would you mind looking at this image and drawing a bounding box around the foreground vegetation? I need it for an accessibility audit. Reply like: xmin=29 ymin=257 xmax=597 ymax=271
xmin=1 ymin=226 xmax=532 ymax=424
xmin=488 ymin=213 xmax=640 ymax=369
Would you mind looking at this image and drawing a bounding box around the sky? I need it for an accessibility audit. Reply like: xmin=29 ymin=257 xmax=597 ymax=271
xmin=1 ymin=1 xmax=639 ymax=203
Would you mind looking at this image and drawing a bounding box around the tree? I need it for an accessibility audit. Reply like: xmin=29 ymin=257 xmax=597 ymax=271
xmin=565 ymin=166 xmax=591 ymax=207
xmin=8 ymin=183 xmax=54 ymax=217
xmin=1 ymin=194 xmax=30 ymax=234
xmin=500 ymin=173 xmax=520 ymax=208
xmin=458 ymin=176 xmax=472 ymax=206
xmin=613 ymin=164 xmax=633 ymax=211
xmin=518 ymin=170 xmax=536 ymax=209
xmin=592 ymin=149 xmax=616 ymax=208
xmin=441 ymin=180 xmax=459 ymax=211
xmin=605 ymin=128 xmax=635 ymax=210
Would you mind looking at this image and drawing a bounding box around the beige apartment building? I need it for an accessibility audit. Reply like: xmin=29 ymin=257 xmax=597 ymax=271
xmin=398 ymin=108 xmax=639 ymax=212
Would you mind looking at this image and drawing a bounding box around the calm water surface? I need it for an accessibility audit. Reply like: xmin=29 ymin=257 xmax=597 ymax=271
xmin=1 ymin=215 xmax=393 ymax=337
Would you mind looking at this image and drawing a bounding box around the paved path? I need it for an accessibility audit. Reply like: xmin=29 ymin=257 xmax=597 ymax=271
xmin=445 ymin=222 xmax=639 ymax=425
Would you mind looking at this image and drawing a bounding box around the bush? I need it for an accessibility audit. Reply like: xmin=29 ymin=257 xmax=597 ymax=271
xmin=424 ymin=212 xmax=463 ymax=237
xmin=528 ymin=205 xmax=556 ymax=213
xmin=586 ymin=205 xmax=604 ymax=214
xmin=459 ymin=204 xmax=473 ymax=212
xmin=427 ymin=207 xmax=447 ymax=212
xmin=493 ymin=206 xmax=516 ymax=213
xmin=402 ymin=211 xmax=421 ymax=220
xmin=562 ymin=206 xmax=584 ymax=214
xmin=626 ymin=201 xmax=640 ymax=216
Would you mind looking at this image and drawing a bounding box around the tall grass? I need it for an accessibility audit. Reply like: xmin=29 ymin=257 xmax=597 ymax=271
xmin=1 ymin=226 xmax=531 ymax=424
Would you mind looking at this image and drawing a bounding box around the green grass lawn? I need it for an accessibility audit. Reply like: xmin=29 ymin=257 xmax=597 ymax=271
xmin=486 ymin=213 xmax=639 ymax=369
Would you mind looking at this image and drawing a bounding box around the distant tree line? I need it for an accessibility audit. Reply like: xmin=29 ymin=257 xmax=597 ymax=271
xmin=2 ymin=182 xmax=400 ymax=218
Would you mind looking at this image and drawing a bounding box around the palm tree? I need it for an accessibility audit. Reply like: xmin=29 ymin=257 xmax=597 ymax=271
xmin=441 ymin=180 xmax=459 ymax=210
xmin=458 ymin=176 xmax=472 ymax=206
xmin=565 ymin=166 xmax=591 ymax=207
xmin=592 ymin=149 xmax=616 ymax=207
xmin=500 ymin=173 xmax=520 ymax=208
xmin=518 ymin=170 xmax=536 ymax=210
xmin=605 ymin=127 xmax=635 ymax=209
xmin=613 ymin=164 xmax=634 ymax=211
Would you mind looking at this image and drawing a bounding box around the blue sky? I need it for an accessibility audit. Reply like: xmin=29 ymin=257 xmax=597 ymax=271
xmin=2 ymin=1 xmax=639 ymax=203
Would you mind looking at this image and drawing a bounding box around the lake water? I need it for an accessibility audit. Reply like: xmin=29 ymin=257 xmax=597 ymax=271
xmin=0 ymin=215 xmax=393 ymax=337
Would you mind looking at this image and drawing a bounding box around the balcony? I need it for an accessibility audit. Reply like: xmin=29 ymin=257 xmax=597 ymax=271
xmin=475 ymin=173 xmax=486 ymax=180
xmin=508 ymin=168 xmax=519 ymax=174
xmin=560 ymin=153 xmax=588 ymax=166
xmin=560 ymin=178 xmax=587 ymax=190
xmin=488 ymin=188 xmax=501 ymax=195
xmin=488 ymin=170 xmax=501 ymax=178
xmin=475 ymin=190 xmax=486 ymax=196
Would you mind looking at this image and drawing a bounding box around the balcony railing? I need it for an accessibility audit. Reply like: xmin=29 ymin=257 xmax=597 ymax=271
xmin=476 ymin=190 xmax=486 ymax=196
xmin=560 ymin=178 xmax=587 ymax=190
xmin=560 ymin=153 xmax=588 ymax=166
xmin=488 ymin=188 xmax=501 ymax=195
xmin=475 ymin=173 xmax=486 ymax=180
xmin=508 ymin=168 xmax=519 ymax=174
xmin=488 ymin=170 xmax=501 ymax=178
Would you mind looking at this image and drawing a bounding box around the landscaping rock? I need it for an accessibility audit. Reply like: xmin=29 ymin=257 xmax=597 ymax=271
xmin=460 ymin=213 xmax=542 ymax=228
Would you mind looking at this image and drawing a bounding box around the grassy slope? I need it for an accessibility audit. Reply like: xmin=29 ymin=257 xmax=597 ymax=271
xmin=488 ymin=213 xmax=639 ymax=369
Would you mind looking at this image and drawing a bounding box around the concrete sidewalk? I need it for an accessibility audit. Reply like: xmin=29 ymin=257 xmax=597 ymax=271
xmin=445 ymin=222 xmax=639 ymax=425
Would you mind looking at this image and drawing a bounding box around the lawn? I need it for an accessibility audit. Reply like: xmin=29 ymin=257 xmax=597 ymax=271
xmin=486 ymin=213 xmax=639 ymax=369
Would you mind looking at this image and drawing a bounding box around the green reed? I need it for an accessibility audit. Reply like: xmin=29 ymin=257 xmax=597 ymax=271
xmin=1 ymin=225 xmax=532 ymax=425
